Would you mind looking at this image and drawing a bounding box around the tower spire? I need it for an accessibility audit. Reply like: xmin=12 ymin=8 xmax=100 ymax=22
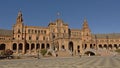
xmin=16 ymin=10 xmax=23 ymax=23
xmin=82 ymin=17 xmax=89 ymax=29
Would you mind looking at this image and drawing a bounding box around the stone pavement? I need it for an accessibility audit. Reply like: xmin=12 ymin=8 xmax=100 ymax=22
xmin=0 ymin=56 xmax=120 ymax=68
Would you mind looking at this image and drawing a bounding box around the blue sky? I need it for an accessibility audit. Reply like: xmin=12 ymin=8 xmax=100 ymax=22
xmin=0 ymin=0 xmax=120 ymax=33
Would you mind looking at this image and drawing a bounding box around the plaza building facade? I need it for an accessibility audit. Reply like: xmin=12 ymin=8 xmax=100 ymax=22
xmin=0 ymin=11 xmax=120 ymax=56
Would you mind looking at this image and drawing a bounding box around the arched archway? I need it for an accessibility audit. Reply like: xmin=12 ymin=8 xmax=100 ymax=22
xmin=31 ymin=43 xmax=35 ymax=50
xmin=104 ymin=44 xmax=107 ymax=49
xmin=119 ymin=44 xmax=120 ymax=48
xmin=61 ymin=45 xmax=65 ymax=50
xmin=25 ymin=43 xmax=29 ymax=50
xmin=25 ymin=43 xmax=29 ymax=53
xmin=84 ymin=44 xmax=87 ymax=49
xmin=55 ymin=42 xmax=59 ymax=51
xmin=98 ymin=44 xmax=102 ymax=48
xmin=0 ymin=44 xmax=6 ymax=50
xmin=36 ymin=43 xmax=40 ymax=49
xmin=18 ymin=43 xmax=23 ymax=53
xmin=46 ymin=43 xmax=50 ymax=49
xmin=114 ymin=44 xmax=118 ymax=49
xmin=77 ymin=45 xmax=80 ymax=50
xmin=108 ymin=44 xmax=112 ymax=49
xmin=68 ymin=41 xmax=74 ymax=52
xmin=13 ymin=43 xmax=17 ymax=50
xmin=84 ymin=51 xmax=95 ymax=56
xmin=41 ymin=43 xmax=45 ymax=49
xmin=90 ymin=44 xmax=93 ymax=49
xmin=19 ymin=43 xmax=23 ymax=50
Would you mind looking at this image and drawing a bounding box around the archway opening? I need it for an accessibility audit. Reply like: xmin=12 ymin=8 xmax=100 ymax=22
xmin=108 ymin=44 xmax=112 ymax=49
xmin=61 ymin=45 xmax=65 ymax=50
xmin=0 ymin=44 xmax=6 ymax=50
xmin=31 ymin=43 xmax=35 ymax=50
xmin=77 ymin=45 xmax=80 ymax=54
xmin=68 ymin=41 xmax=74 ymax=52
xmin=25 ymin=43 xmax=29 ymax=53
xmin=104 ymin=44 xmax=107 ymax=49
xmin=13 ymin=43 xmax=17 ymax=51
xmin=19 ymin=43 xmax=23 ymax=53
xmin=36 ymin=43 xmax=40 ymax=50
xmin=84 ymin=44 xmax=87 ymax=49
xmin=41 ymin=43 xmax=45 ymax=49
xmin=84 ymin=51 xmax=95 ymax=56
xmin=25 ymin=43 xmax=29 ymax=50
xmin=19 ymin=43 xmax=23 ymax=50
xmin=114 ymin=44 xmax=118 ymax=49
xmin=46 ymin=44 xmax=50 ymax=49
xmin=99 ymin=44 xmax=102 ymax=48
xmin=90 ymin=44 xmax=93 ymax=49
xmin=77 ymin=45 xmax=80 ymax=50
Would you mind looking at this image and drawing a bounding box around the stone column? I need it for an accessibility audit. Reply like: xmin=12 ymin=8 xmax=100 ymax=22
xmin=16 ymin=44 xmax=19 ymax=54
xmin=22 ymin=43 xmax=25 ymax=54
xmin=87 ymin=43 xmax=90 ymax=49
xmin=80 ymin=43 xmax=83 ymax=55
xmin=39 ymin=44 xmax=41 ymax=50
xmin=29 ymin=44 xmax=31 ymax=54
xmin=34 ymin=43 xmax=37 ymax=53
xmin=10 ymin=43 xmax=12 ymax=50
xmin=45 ymin=43 xmax=47 ymax=49
xmin=65 ymin=41 xmax=68 ymax=51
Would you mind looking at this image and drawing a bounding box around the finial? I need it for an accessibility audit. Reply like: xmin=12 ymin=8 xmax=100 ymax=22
xmin=57 ymin=12 xmax=60 ymax=19
xmin=57 ymin=12 xmax=60 ymax=16
xmin=18 ymin=9 xmax=22 ymax=17
xmin=84 ymin=17 xmax=87 ymax=22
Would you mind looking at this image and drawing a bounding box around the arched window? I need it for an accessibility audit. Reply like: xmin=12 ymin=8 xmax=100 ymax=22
xmin=46 ymin=44 xmax=50 ymax=49
xmin=31 ymin=43 xmax=35 ymax=50
xmin=0 ymin=44 xmax=6 ymax=50
xmin=19 ymin=43 xmax=23 ymax=50
xmin=41 ymin=43 xmax=45 ymax=49
xmin=36 ymin=43 xmax=40 ymax=49
xmin=13 ymin=43 xmax=17 ymax=50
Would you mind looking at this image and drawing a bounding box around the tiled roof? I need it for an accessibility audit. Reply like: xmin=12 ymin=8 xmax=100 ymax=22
xmin=0 ymin=29 xmax=13 ymax=36
xmin=92 ymin=33 xmax=120 ymax=39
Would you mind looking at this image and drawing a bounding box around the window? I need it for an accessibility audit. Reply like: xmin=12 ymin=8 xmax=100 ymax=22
xmin=38 ymin=30 xmax=40 ymax=34
xmin=36 ymin=36 xmax=39 ymax=40
xmin=18 ymin=29 xmax=20 ymax=33
xmin=35 ymin=30 xmax=37 ymax=34
xmin=28 ymin=29 xmax=30 ymax=33
xmin=32 ymin=30 xmax=34 ymax=33
xmin=18 ymin=35 xmax=20 ymax=38
xmin=44 ymin=30 xmax=46 ymax=34
xmin=43 ymin=36 xmax=45 ymax=40
xmin=29 ymin=36 xmax=31 ymax=40
xmin=41 ymin=30 xmax=43 ymax=34
xmin=86 ymin=33 xmax=89 ymax=36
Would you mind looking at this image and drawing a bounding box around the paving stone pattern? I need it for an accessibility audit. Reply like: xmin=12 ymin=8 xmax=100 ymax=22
xmin=0 ymin=56 xmax=120 ymax=68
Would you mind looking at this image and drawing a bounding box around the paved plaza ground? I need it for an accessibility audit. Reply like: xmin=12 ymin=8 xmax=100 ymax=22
xmin=0 ymin=56 xmax=120 ymax=68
